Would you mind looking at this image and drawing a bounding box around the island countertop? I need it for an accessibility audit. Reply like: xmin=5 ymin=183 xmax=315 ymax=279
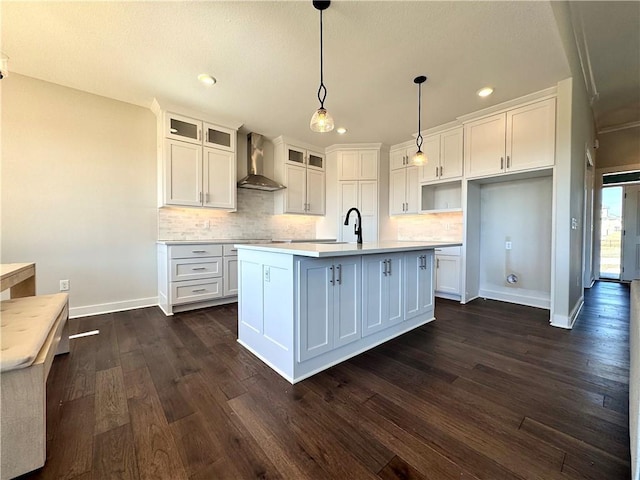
xmin=234 ymin=241 xmax=462 ymax=258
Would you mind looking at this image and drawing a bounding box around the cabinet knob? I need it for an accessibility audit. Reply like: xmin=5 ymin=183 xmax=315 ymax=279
xmin=500 ymin=157 xmax=504 ymax=170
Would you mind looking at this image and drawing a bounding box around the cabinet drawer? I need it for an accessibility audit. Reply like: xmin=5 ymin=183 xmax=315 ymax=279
xmin=170 ymin=258 xmax=222 ymax=281
xmin=434 ymin=246 xmax=461 ymax=256
xmin=223 ymin=244 xmax=238 ymax=256
xmin=170 ymin=244 xmax=223 ymax=259
xmin=171 ymin=278 xmax=223 ymax=304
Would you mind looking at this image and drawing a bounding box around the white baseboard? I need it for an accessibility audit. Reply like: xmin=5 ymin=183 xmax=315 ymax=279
xmin=550 ymin=295 xmax=584 ymax=329
xmin=70 ymin=297 xmax=159 ymax=319
xmin=478 ymin=288 xmax=550 ymax=310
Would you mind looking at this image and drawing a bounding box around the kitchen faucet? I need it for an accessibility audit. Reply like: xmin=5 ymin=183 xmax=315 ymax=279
xmin=344 ymin=207 xmax=363 ymax=245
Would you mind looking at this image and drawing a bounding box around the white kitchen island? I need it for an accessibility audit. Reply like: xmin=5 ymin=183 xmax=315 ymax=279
xmin=235 ymin=241 xmax=461 ymax=383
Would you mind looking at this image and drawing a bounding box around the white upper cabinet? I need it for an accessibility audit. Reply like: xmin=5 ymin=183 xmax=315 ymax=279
xmin=464 ymin=98 xmax=556 ymax=179
xmin=389 ymin=159 xmax=419 ymax=216
xmin=338 ymin=150 xmax=378 ymax=180
xmin=419 ymin=127 xmax=464 ymax=184
xmin=155 ymin=106 xmax=239 ymax=210
xmin=390 ymin=146 xmax=414 ymax=171
xmin=274 ymin=136 xmax=326 ymax=215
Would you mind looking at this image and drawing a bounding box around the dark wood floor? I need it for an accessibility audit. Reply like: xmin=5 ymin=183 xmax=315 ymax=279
xmin=22 ymin=281 xmax=631 ymax=479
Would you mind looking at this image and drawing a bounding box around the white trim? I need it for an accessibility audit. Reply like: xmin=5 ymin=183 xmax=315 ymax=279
xmin=478 ymin=289 xmax=550 ymax=310
xmin=325 ymin=143 xmax=384 ymax=154
xmin=550 ymin=295 xmax=584 ymax=329
xmin=457 ymin=86 xmax=557 ymax=123
xmin=598 ymin=121 xmax=640 ymax=135
xmin=237 ymin=340 xmax=295 ymax=383
xmin=70 ymin=296 xmax=158 ymax=319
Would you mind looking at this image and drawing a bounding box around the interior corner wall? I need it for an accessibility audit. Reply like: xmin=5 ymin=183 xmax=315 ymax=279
xmin=553 ymin=76 xmax=594 ymax=327
xmin=1 ymin=74 xmax=158 ymax=316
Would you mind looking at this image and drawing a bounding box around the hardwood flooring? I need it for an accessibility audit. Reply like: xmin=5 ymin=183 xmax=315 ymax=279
xmin=21 ymin=281 xmax=631 ymax=479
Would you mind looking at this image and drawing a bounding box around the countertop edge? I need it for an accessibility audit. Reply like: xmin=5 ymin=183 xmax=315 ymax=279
xmin=233 ymin=242 xmax=462 ymax=258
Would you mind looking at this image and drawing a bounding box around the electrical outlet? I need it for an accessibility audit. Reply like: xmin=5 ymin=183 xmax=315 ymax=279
xmin=59 ymin=279 xmax=70 ymax=291
xmin=505 ymin=241 xmax=512 ymax=250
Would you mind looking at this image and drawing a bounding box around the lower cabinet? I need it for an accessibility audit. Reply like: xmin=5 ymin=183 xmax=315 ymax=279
xmin=362 ymin=253 xmax=404 ymax=336
xmin=404 ymin=250 xmax=434 ymax=321
xmin=434 ymin=247 xmax=461 ymax=299
xmin=298 ymin=257 xmax=361 ymax=362
xmin=158 ymin=242 xmax=239 ymax=315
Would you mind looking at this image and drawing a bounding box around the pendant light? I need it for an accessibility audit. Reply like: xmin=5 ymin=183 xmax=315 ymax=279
xmin=310 ymin=1 xmax=334 ymax=133
xmin=412 ymin=75 xmax=428 ymax=165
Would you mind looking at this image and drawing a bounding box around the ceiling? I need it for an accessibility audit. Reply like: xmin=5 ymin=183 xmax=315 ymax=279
xmin=2 ymin=1 xmax=638 ymax=148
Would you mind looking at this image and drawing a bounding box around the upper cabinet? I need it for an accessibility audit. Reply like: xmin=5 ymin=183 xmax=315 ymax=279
xmin=419 ymin=127 xmax=463 ymax=183
xmin=274 ymin=136 xmax=325 ymax=215
xmin=389 ymin=145 xmax=420 ymax=215
xmin=338 ymin=150 xmax=378 ymax=180
xmin=464 ymin=98 xmax=556 ymax=179
xmin=153 ymin=101 xmax=241 ymax=210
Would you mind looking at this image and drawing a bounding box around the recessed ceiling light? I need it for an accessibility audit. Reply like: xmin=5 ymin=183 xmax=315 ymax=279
xmin=198 ymin=74 xmax=216 ymax=86
xmin=477 ymin=87 xmax=494 ymax=97
xmin=336 ymin=127 xmax=347 ymax=134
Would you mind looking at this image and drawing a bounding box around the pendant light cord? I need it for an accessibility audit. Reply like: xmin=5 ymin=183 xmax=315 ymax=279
xmin=416 ymin=81 xmax=423 ymax=151
xmin=317 ymin=9 xmax=327 ymax=108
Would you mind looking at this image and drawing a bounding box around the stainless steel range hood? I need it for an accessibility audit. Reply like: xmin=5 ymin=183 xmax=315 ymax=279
xmin=237 ymin=133 xmax=285 ymax=191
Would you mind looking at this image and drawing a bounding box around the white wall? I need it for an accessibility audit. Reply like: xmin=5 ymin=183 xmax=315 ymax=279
xmin=1 ymin=74 xmax=158 ymax=317
xmin=479 ymin=177 xmax=553 ymax=308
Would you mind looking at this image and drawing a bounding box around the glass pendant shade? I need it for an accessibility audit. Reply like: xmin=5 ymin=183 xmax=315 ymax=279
xmin=310 ymin=107 xmax=334 ymax=132
xmin=413 ymin=150 xmax=427 ymax=166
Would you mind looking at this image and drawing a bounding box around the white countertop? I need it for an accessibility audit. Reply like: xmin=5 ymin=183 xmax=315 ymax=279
xmin=157 ymin=239 xmax=271 ymax=245
xmin=234 ymin=241 xmax=462 ymax=258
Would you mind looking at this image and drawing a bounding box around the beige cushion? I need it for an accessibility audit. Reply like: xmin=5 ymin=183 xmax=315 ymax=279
xmin=1 ymin=293 xmax=69 ymax=372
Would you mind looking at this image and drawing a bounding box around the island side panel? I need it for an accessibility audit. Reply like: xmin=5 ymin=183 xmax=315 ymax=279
xmin=237 ymin=249 xmax=295 ymax=381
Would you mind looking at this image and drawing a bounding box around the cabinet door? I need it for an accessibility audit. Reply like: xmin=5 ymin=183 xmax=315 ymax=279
xmin=223 ymin=256 xmax=238 ymax=297
xmin=359 ymin=151 xmax=378 ymax=180
xmin=440 ymin=128 xmax=464 ymax=180
xmin=436 ymin=255 xmax=461 ymax=295
xmin=359 ymin=181 xmax=378 ymax=243
xmin=203 ymin=123 xmax=235 ymax=152
xmin=333 ymin=258 xmax=361 ymax=348
xmin=404 ymin=251 xmax=434 ymax=320
xmin=507 ymin=98 xmax=556 ymax=172
xmin=165 ymin=113 xmax=202 ymax=145
xmin=362 ymin=254 xmax=403 ymax=337
xmin=390 ymin=149 xmax=407 ymax=170
xmin=338 ymin=151 xmax=359 ymax=180
xmin=307 ymin=150 xmax=325 ymax=171
xmin=284 ymin=164 xmax=307 ymax=214
xmin=464 ymin=114 xmax=506 ymax=178
xmin=389 ymin=169 xmax=407 ymax=215
xmin=306 ymin=169 xmax=325 ymax=215
xmin=298 ymin=259 xmax=334 ymax=362
xmin=339 ymin=181 xmax=358 ymax=242
xmin=420 ymin=135 xmax=441 ymax=183
xmin=405 ymin=166 xmax=420 ymax=214
xmin=164 ymin=139 xmax=202 ymax=206
xmin=286 ymin=145 xmax=307 ymax=166
xmin=203 ymin=148 xmax=236 ymax=209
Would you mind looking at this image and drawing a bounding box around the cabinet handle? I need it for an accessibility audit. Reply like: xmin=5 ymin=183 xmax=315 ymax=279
xmin=382 ymin=259 xmax=388 ymax=276
xmin=500 ymin=157 xmax=504 ymax=170
xmin=191 ymin=250 xmax=207 ymax=253
xmin=192 ymin=288 xmax=206 ymax=293
xmin=330 ymin=265 xmax=335 ymax=285
xmin=205 ymin=130 xmax=209 ymax=143
xmin=506 ymin=155 xmax=510 ymax=168
xmin=435 ymin=166 xmax=438 ymax=177
xmin=199 ymin=192 xmax=203 ymax=203
xmin=440 ymin=166 xmax=443 ymax=177
xmin=336 ymin=264 xmax=342 ymax=285
xmin=387 ymin=258 xmax=392 ymax=276
xmin=437 ymin=258 xmax=440 ymax=269
xmin=191 ymin=267 xmax=207 ymax=271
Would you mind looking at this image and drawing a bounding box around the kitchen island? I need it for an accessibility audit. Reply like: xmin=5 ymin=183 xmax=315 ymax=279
xmin=235 ymin=241 xmax=461 ymax=383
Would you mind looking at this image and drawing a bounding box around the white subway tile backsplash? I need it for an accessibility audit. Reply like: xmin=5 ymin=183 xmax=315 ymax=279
xmin=158 ymin=189 xmax=317 ymax=240
xmin=396 ymin=211 xmax=463 ymax=242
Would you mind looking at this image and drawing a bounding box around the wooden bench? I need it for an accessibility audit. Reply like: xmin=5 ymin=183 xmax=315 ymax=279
xmin=0 ymin=263 xmax=69 ymax=480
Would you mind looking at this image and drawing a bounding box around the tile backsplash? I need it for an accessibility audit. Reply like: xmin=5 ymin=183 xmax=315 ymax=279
xmin=395 ymin=211 xmax=463 ymax=242
xmin=158 ymin=189 xmax=318 ymax=240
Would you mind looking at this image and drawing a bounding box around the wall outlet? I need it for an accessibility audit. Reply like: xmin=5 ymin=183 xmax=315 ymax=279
xmin=505 ymin=241 xmax=512 ymax=250
xmin=59 ymin=279 xmax=70 ymax=291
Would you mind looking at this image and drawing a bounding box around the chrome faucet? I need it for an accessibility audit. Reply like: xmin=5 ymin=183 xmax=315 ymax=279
xmin=344 ymin=207 xmax=363 ymax=244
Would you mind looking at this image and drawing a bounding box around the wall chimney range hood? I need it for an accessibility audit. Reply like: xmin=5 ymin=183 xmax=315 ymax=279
xmin=237 ymin=133 xmax=285 ymax=191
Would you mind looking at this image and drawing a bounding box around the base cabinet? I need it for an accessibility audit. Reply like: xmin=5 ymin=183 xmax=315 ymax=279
xmin=298 ymin=257 xmax=361 ymax=362
xmin=362 ymin=253 xmax=404 ymax=336
xmin=434 ymin=247 xmax=461 ymax=299
xmin=237 ymin=248 xmax=440 ymax=383
xmin=158 ymin=242 xmax=239 ymax=315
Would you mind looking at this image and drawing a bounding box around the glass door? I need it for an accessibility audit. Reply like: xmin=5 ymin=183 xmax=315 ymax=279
xmin=599 ymin=186 xmax=623 ymax=279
